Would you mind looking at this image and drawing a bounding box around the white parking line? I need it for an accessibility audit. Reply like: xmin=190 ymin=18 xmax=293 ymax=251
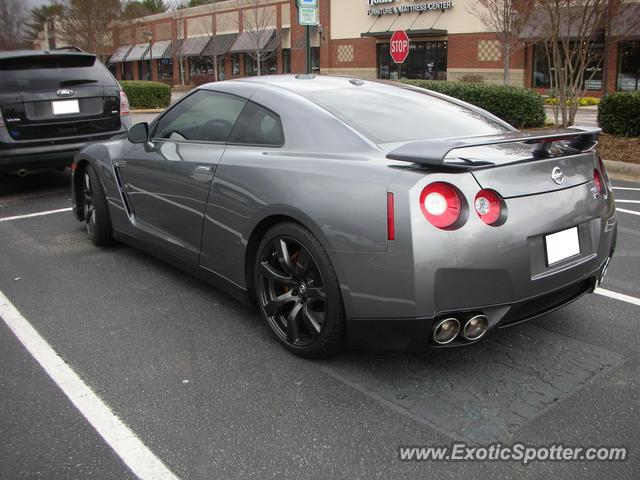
xmin=617 ymin=208 xmax=640 ymax=217
xmin=616 ymin=200 xmax=640 ymax=204
xmin=595 ymin=288 xmax=640 ymax=307
xmin=613 ymin=187 xmax=640 ymax=192
xmin=0 ymin=291 xmax=181 ymax=480
xmin=0 ymin=208 xmax=72 ymax=223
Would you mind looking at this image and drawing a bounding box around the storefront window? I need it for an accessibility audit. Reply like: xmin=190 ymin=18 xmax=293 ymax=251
xmin=617 ymin=41 xmax=640 ymax=91
xmin=138 ymin=60 xmax=152 ymax=81
xmin=157 ymin=58 xmax=173 ymax=81
xmin=532 ymin=43 xmax=604 ymax=90
xmin=232 ymin=54 xmax=241 ymax=76
xmin=244 ymin=54 xmax=277 ymax=76
xmin=377 ymin=41 xmax=447 ymax=81
xmin=189 ymin=57 xmax=214 ymax=78
xmin=244 ymin=54 xmax=255 ymax=76
xmin=122 ymin=62 xmax=134 ymax=80
xmin=282 ymin=49 xmax=291 ymax=74
xmin=217 ymin=57 xmax=225 ymax=81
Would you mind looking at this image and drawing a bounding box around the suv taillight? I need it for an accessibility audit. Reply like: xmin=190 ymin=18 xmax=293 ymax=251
xmin=119 ymin=91 xmax=130 ymax=116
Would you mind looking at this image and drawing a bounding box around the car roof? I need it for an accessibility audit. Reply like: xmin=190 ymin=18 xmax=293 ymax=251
xmin=231 ymin=74 xmax=383 ymax=95
xmin=0 ymin=50 xmax=95 ymax=60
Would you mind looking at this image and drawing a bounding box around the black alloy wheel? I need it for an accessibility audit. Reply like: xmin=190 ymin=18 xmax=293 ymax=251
xmin=255 ymin=223 xmax=345 ymax=357
xmin=81 ymin=165 xmax=113 ymax=246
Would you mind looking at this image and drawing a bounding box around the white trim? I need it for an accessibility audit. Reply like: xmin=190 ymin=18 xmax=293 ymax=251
xmin=617 ymin=208 xmax=640 ymax=217
xmin=615 ymin=200 xmax=640 ymax=204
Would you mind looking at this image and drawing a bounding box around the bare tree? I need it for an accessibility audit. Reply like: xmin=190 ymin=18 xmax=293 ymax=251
xmin=237 ymin=0 xmax=278 ymax=76
xmin=59 ymin=0 xmax=122 ymax=58
xmin=0 ymin=0 xmax=28 ymax=50
xmin=535 ymin=0 xmax=640 ymax=127
xmin=467 ymin=0 xmax=534 ymax=85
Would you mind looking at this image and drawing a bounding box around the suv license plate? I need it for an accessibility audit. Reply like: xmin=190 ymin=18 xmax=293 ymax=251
xmin=52 ymin=100 xmax=80 ymax=115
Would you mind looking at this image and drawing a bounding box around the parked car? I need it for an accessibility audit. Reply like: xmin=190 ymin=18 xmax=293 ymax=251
xmin=71 ymin=75 xmax=616 ymax=357
xmin=0 ymin=49 xmax=131 ymax=176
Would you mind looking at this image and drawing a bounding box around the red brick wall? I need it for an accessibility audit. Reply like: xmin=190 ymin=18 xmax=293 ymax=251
xmin=447 ymin=32 xmax=525 ymax=70
xmin=327 ymin=38 xmax=377 ymax=69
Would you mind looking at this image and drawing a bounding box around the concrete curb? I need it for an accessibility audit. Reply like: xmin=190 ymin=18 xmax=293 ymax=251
xmin=130 ymin=109 xmax=165 ymax=114
xmin=604 ymin=159 xmax=640 ymax=182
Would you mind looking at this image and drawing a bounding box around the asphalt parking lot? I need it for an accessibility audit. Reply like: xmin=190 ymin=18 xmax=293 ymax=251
xmin=1 ymin=158 xmax=639 ymax=478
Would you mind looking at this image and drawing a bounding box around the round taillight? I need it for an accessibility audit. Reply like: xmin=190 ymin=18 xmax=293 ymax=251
xmin=593 ymin=169 xmax=603 ymax=194
xmin=420 ymin=182 xmax=462 ymax=229
xmin=474 ymin=189 xmax=502 ymax=225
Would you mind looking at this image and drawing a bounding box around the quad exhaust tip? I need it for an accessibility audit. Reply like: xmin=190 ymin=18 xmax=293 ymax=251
xmin=433 ymin=317 xmax=460 ymax=345
xmin=462 ymin=314 xmax=489 ymax=341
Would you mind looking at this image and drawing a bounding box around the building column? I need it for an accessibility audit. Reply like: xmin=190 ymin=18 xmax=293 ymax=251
xmin=132 ymin=62 xmax=140 ymax=80
xmin=151 ymin=60 xmax=159 ymax=81
xmin=605 ymin=41 xmax=619 ymax=93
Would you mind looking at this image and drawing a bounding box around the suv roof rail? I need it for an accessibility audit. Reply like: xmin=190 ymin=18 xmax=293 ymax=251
xmin=52 ymin=46 xmax=84 ymax=52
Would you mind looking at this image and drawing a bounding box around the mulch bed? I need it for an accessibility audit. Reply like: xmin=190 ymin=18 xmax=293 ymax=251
xmin=596 ymin=134 xmax=640 ymax=164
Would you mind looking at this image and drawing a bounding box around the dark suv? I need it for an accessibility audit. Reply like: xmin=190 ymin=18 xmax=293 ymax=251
xmin=0 ymin=49 xmax=132 ymax=175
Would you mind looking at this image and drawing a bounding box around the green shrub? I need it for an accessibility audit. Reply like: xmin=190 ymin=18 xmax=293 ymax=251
xmin=119 ymin=80 xmax=171 ymax=109
xmin=598 ymin=92 xmax=640 ymax=137
xmin=401 ymin=79 xmax=546 ymax=128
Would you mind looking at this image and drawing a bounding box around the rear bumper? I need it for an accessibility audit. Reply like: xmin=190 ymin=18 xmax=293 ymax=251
xmin=0 ymin=130 xmax=126 ymax=173
xmin=347 ymin=269 xmax=603 ymax=352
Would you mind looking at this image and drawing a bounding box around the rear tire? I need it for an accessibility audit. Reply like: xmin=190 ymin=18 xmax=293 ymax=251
xmin=254 ymin=222 xmax=345 ymax=358
xmin=81 ymin=164 xmax=113 ymax=246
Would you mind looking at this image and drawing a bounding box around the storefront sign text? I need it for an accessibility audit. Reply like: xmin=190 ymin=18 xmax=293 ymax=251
xmin=367 ymin=1 xmax=454 ymax=16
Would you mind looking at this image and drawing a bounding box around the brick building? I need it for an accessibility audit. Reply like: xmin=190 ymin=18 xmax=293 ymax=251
xmin=107 ymin=0 xmax=640 ymax=96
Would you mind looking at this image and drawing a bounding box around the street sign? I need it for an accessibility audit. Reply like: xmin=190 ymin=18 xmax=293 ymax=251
xmin=390 ymin=30 xmax=410 ymax=64
xmin=298 ymin=6 xmax=319 ymax=26
xmin=297 ymin=0 xmax=318 ymax=6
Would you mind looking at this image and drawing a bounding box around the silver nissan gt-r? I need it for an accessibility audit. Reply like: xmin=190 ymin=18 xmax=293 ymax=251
xmin=71 ymin=75 xmax=616 ymax=357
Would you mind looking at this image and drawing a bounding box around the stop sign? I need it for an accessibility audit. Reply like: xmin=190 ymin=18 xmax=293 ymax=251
xmin=390 ymin=30 xmax=409 ymax=64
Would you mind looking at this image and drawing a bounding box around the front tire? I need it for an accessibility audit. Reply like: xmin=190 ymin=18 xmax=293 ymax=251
xmin=81 ymin=165 xmax=113 ymax=246
xmin=255 ymin=222 xmax=345 ymax=358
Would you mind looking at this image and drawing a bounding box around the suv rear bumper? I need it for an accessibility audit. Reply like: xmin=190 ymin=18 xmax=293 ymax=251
xmin=0 ymin=130 xmax=125 ymax=173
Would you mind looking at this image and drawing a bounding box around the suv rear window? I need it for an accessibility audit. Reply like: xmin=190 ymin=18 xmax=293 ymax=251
xmin=304 ymin=86 xmax=507 ymax=144
xmin=0 ymin=54 xmax=115 ymax=92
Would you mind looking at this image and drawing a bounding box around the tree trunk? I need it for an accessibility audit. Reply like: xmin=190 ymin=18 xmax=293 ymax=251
xmin=503 ymin=41 xmax=510 ymax=85
xmin=257 ymin=53 xmax=261 ymax=76
xmin=213 ymin=53 xmax=218 ymax=82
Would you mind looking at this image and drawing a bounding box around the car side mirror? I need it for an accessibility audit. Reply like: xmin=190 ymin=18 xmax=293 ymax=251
xmin=127 ymin=122 xmax=149 ymax=144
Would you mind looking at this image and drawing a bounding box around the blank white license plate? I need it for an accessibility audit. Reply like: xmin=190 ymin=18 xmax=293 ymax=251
xmin=545 ymin=227 xmax=580 ymax=265
xmin=52 ymin=99 xmax=79 ymax=115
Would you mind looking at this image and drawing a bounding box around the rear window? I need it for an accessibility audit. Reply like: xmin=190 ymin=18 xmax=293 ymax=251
xmin=0 ymin=54 xmax=115 ymax=92
xmin=304 ymin=87 xmax=507 ymax=143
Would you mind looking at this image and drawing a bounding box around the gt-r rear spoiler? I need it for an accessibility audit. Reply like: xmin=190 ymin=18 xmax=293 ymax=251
xmin=385 ymin=126 xmax=601 ymax=170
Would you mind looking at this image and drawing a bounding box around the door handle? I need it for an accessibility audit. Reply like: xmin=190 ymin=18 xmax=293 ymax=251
xmin=114 ymin=160 xmax=127 ymax=168
xmin=195 ymin=165 xmax=214 ymax=174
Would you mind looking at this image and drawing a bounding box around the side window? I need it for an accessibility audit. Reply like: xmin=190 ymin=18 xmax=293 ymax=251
xmin=228 ymin=101 xmax=284 ymax=147
xmin=153 ymin=90 xmax=246 ymax=143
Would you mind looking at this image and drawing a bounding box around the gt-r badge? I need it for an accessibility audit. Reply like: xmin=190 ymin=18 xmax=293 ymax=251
xmin=551 ymin=167 xmax=564 ymax=185
xmin=56 ymin=89 xmax=74 ymax=97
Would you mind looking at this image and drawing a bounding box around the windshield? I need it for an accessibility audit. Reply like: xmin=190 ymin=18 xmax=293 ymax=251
xmin=0 ymin=54 xmax=115 ymax=93
xmin=304 ymin=86 xmax=508 ymax=144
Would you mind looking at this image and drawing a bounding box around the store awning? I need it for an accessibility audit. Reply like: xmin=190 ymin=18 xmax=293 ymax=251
xmin=519 ymin=8 xmax=599 ymax=40
xmin=201 ymin=33 xmax=239 ymax=57
xmin=229 ymin=28 xmax=286 ymax=53
xmin=611 ymin=3 xmax=640 ymax=38
xmin=125 ymin=43 xmax=151 ymax=62
xmin=361 ymin=28 xmax=447 ymax=38
xmin=143 ymin=40 xmax=172 ymax=60
xmin=109 ymin=45 xmax=132 ymax=63
xmin=178 ymin=36 xmax=210 ymax=57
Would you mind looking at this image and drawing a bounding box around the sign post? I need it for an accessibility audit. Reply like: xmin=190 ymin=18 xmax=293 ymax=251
xmin=390 ymin=30 xmax=410 ymax=64
xmin=296 ymin=0 xmax=319 ymax=74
